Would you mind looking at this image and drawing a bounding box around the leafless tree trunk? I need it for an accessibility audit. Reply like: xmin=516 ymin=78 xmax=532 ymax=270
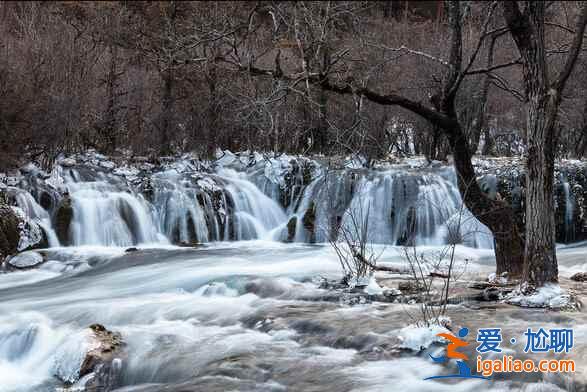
xmin=502 ymin=1 xmax=587 ymax=286
xmin=103 ymin=44 xmax=119 ymax=153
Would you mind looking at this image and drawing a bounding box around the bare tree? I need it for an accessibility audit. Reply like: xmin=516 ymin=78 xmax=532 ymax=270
xmin=228 ymin=1 xmax=525 ymax=277
xmin=502 ymin=1 xmax=587 ymax=287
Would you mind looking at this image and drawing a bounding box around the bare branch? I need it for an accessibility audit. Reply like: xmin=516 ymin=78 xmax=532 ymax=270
xmin=553 ymin=4 xmax=587 ymax=92
xmin=365 ymin=42 xmax=449 ymax=67
xmin=465 ymin=58 xmax=522 ymax=75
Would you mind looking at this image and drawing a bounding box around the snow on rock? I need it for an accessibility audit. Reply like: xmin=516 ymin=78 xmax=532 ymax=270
xmin=344 ymin=154 xmax=367 ymax=169
xmin=11 ymin=206 xmax=44 ymax=251
xmin=488 ymin=272 xmax=508 ymax=285
xmin=195 ymin=176 xmax=221 ymax=193
xmin=53 ymin=324 xmax=125 ymax=389
xmin=112 ymin=166 xmax=139 ymax=178
xmin=364 ymin=276 xmax=385 ymax=295
xmin=6 ymin=251 xmax=45 ymax=269
xmin=98 ymin=160 xmax=116 ymax=170
xmin=506 ymin=284 xmax=577 ymax=310
xmin=53 ymin=329 xmax=97 ymax=384
xmin=263 ymin=156 xmax=293 ymax=187
xmin=58 ymin=158 xmax=77 ymax=167
xmin=397 ymin=323 xmax=451 ymax=351
xmin=215 ymin=149 xmax=238 ymax=167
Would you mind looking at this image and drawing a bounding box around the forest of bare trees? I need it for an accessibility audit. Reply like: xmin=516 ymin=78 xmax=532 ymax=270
xmin=2 ymin=0 xmax=587 ymax=288
xmin=2 ymin=1 xmax=587 ymax=167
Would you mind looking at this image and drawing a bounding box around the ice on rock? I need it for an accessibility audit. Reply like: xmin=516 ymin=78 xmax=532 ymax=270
xmin=98 ymin=161 xmax=116 ymax=170
xmin=6 ymin=176 xmax=20 ymax=186
xmin=344 ymin=154 xmax=367 ymax=169
xmin=487 ymin=272 xmax=508 ymax=285
xmin=196 ymin=177 xmax=221 ymax=192
xmin=113 ymin=166 xmax=139 ymax=178
xmin=52 ymin=329 xmax=96 ymax=384
xmin=507 ymin=284 xmax=574 ymax=309
xmin=397 ymin=323 xmax=451 ymax=351
xmin=364 ymin=276 xmax=385 ymax=295
xmin=11 ymin=206 xmax=44 ymax=251
xmin=59 ymin=158 xmax=77 ymax=167
xmin=215 ymin=149 xmax=238 ymax=167
xmin=7 ymin=251 xmax=44 ymax=269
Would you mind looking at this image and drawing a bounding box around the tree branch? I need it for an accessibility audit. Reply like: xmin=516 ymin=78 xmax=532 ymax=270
xmin=232 ymin=60 xmax=458 ymax=130
xmin=553 ymin=4 xmax=587 ymax=92
xmin=465 ymin=58 xmax=522 ymax=75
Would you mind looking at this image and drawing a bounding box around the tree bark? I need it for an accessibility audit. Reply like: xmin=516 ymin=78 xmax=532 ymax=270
xmin=447 ymin=123 xmax=524 ymax=276
xmin=104 ymin=44 xmax=118 ymax=153
xmin=524 ymin=94 xmax=559 ymax=284
xmin=502 ymin=1 xmax=587 ymax=286
xmin=160 ymin=69 xmax=173 ymax=156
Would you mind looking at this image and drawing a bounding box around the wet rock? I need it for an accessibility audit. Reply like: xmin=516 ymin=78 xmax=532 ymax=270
xmin=55 ymin=194 xmax=74 ymax=245
xmin=59 ymin=158 xmax=77 ymax=167
xmin=0 ymin=204 xmax=21 ymax=260
xmin=75 ymin=324 xmax=126 ymax=391
xmin=286 ymin=216 xmax=297 ymax=242
xmin=6 ymin=250 xmax=45 ymax=269
xmin=302 ymin=201 xmax=316 ymax=243
xmin=398 ymin=280 xmax=426 ymax=294
xmin=570 ymin=272 xmax=587 ymax=282
xmin=177 ymin=240 xmax=202 ymax=248
xmin=474 ymin=287 xmax=502 ymax=301
xmin=0 ymin=203 xmax=45 ymax=261
xmin=125 ymin=247 xmax=139 ymax=253
xmin=99 ymin=160 xmax=116 ymax=170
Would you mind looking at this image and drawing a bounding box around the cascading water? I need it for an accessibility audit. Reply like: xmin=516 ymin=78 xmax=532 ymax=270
xmin=63 ymin=170 xmax=162 ymax=247
xmin=287 ymin=168 xmax=493 ymax=248
xmin=5 ymin=153 xmax=585 ymax=392
xmin=216 ymin=168 xmax=288 ymax=240
xmin=563 ymin=181 xmax=575 ymax=243
xmin=9 ymin=188 xmax=60 ymax=247
xmin=7 ymin=153 xmax=495 ymax=249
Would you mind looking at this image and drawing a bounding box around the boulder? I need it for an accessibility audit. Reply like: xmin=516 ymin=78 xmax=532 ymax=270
xmin=55 ymin=195 xmax=74 ymax=245
xmin=0 ymin=205 xmax=21 ymax=260
xmin=59 ymin=158 xmax=76 ymax=167
xmin=570 ymin=272 xmax=587 ymax=282
xmin=0 ymin=203 xmax=46 ymax=261
xmin=286 ymin=216 xmax=297 ymax=242
xmin=6 ymin=251 xmax=45 ymax=269
xmin=302 ymin=201 xmax=316 ymax=243
xmin=71 ymin=324 xmax=126 ymax=391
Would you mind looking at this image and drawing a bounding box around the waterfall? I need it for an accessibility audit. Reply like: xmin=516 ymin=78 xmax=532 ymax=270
xmin=150 ymin=170 xmax=214 ymax=244
xmin=65 ymin=171 xmax=163 ymax=247
xmin=289 ymin=168 xmax=494 ymax=248
xmin=10 ymin=188 xmax=60 ymax=247
xmin=8 ymin=154 xmax=495 ymax=249
xmin=563 ymin=181 xmax=575 ymax=243
xmin=216 ymin=168 xmax=288 ymax=240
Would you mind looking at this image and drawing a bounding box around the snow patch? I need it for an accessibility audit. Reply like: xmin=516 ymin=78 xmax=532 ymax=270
xmin=397 ymin=323 xmax=450 ymax=351
xmin=507 ymin=284 xmax=574 ymax=309
xmin=364 ymin=276 xmax=385 ymax=295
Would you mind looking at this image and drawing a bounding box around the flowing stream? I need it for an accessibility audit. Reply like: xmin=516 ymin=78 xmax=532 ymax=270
xmin=1 ymin=153 xmax=585 ymax=391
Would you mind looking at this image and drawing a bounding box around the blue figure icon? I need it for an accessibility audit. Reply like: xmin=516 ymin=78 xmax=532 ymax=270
xmin=424 ymin=327 xmax=489 ymax=380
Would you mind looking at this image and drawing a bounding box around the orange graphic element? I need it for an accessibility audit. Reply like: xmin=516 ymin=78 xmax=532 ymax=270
xmin=437 ymin=333 xmax=469 ymax=360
